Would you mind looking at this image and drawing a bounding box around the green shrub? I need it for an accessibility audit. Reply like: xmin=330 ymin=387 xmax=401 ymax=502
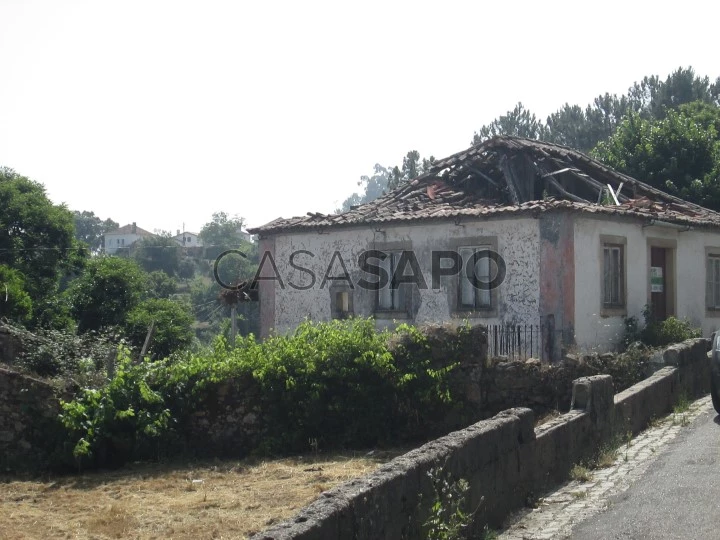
xmin=59 ymin=347 xmax=172 ymax=468
xmin=124 ymin=298 xmax=195 ymax=359
xmin=625 ymin=304 xmax=702 ymax=348
xmin=161 ymin=318 xmax=460 ymax=452
xmin=57 ymin=318 xmax=472 ymax=467
xmin=4 ymin=321 xmax=120 ymax=380
xmin=423 ymin=467 xmax=474 ymax=540
xmin=642 ymin=315 xmax=701 ymax=347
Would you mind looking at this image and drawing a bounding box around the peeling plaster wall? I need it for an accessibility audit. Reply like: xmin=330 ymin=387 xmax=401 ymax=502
xmin=265 ymin=217 xmax=540 ymax=335
xmin=539 ymin=212 xmax=576 ymax=360
xmin=574 ymin=216 xmax=720 ymax=351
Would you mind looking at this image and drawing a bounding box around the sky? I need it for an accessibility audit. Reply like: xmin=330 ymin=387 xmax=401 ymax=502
xmin=1 ymin=0 xmax=718 ymax=234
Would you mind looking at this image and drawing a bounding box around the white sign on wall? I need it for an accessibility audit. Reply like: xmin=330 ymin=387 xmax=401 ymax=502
xmin=650 ymin=266 xmax=664 ymax=293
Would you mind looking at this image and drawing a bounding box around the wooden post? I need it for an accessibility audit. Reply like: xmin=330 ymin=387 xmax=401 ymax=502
xmin=138 ymin=320 xmax=156 ymax=362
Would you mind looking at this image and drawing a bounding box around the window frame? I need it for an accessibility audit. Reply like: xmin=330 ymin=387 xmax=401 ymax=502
xmin=706 ymin=248 xmax=720 ymax=314
xmin=376 ymin=250 xmax=404 ymax=312
xmin=371 ymin=241 xmax=412 ymax=320
xmin=447 ymin=235 xmax=499 ymax=319
xmin=599 ymin=235 xmax=627 ymax=317
xmin=457 ymin=245 xmax=493 ymax=311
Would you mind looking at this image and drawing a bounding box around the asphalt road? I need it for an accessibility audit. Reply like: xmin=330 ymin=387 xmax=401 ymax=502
xmin=571 ymin=406 xmax=720 ymax=539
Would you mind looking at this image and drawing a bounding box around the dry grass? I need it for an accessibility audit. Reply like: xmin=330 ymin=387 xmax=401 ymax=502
xmin=0 ymin=450 xmax=403 ymax=539
xmin=569 ymin=464 xmax=593 ymax=483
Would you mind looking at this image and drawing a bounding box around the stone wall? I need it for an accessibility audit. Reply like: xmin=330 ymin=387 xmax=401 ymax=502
xmin=180 ymin=328 xmax=660 ymax=458
xmin=0 ymin=326 xmax=20 ymax=365
xmin=0 ymin=367 xmax=64 ymax=471
xmin=252 ymin=337 xmax=710 ymax=539
xmin=183 ymin=375 xmax=267 ymax=457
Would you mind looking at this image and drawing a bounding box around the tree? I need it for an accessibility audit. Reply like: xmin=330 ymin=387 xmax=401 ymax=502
xmin=132 ymin=233 xmax=181 ymax=276
xmin=178 ymin=258 xmax=196 ymax=280
xmin=0 ymin=167 xmax=82 ymax=327
xmin=145 ymin=270 xmax=178 ymax=299
xmin=472 ymin=102 xmax=548 ymax=144
xmin=592 ymin=102 xmax=720 ymax=210
xmin=0 ymin=265 xmax=33 ymax=324
xmin=338 ymin=164 xmax=391 ymax=213
xmin=199 ymin=212 xmax=248 ymax=251
xmin=471 ymin=67 xmax=718 ymax=153
xmin=73 ymin=211 xmax=119 ymax=254
xmin=337 ymin=152 xmax=434 ymax=213
xmin=65 ymin=257 xmax=147 ymax=332
xmin=124 ymin=298 xmax=195 ymax=359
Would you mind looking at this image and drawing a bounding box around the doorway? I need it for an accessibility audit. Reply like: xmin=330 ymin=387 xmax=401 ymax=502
xmin=648 ymin=242 xmax=676 ymax=321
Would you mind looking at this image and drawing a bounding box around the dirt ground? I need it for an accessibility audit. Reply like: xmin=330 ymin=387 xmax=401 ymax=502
xmin=0 ymin=450 xmax=402 ymax=539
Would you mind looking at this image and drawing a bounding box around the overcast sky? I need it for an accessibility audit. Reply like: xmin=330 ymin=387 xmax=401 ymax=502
xmin=1 ymin=0 xmax=718 ymax=234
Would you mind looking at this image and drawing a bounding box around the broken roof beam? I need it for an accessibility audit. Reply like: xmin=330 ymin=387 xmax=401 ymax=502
xmin=544 ymin=158 xmax=630 ymax=203
xmin=547 ymin=177 xmax=592 ymax=204
xmin=499 ymin=154 xmax=521 ymax=204
xmin=467 ymin=166 xmax=501 ymax=188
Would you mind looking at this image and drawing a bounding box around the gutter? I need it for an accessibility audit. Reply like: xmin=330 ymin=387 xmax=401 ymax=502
xmin=643 ymin=219 xmax=693 ymax=232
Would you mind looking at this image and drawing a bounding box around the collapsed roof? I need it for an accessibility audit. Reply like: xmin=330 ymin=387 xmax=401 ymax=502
xmin=250 ymin=136 xmax=720 ymax=235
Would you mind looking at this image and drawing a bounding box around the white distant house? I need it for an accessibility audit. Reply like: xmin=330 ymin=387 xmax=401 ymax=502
xmin=104 ymin=222 xmax=154 ymax=254
xmin=173 ymin=230 xmax=204 ymax=248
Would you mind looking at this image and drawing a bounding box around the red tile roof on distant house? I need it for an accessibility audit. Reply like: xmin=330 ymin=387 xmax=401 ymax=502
xmin=105 ymin=224 xmax=155 ymax=236
xmin=250 ymin=136 xmax=720 ymax=235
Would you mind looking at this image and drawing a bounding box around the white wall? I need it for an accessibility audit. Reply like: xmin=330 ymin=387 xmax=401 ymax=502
xmin=574 ymin=216 xmax=720 ymax=351
xmin=104 ymin=233 xmax=147 ymax=254
xmin=269 ymin=217 xmax=540 ymax=335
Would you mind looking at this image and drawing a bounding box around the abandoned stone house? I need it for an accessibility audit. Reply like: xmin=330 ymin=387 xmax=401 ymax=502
xmin=248 ymin=136 xmax=720 ymax=358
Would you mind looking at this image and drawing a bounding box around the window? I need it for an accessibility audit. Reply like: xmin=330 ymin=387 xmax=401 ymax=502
xmin=377 ymin=251 xmax=403 ymax=311
xmin=706 ymin=254 xmax=720 ymax=310
xmin=458 ymin=246 xmax=492 ymax=309
xmin=121 ymin=238 xmax=125 ymax=246
xmin=331 ymin=289 xmax=354 ymax=319
xmin=602 ymin=244 xmax=624 ymax=308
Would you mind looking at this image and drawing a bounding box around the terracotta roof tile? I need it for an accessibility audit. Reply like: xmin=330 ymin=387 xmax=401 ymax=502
xmin=250 ymin=136 xmax=720 ymax=235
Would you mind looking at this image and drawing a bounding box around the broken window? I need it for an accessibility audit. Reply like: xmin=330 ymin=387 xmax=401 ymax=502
xmin=602 ymin=244 xmax=624 ymax=308
xmin=706 ymin=255 xmax=720 ymax=310
xmin=459 ymin=246 xmax=492 ymax=310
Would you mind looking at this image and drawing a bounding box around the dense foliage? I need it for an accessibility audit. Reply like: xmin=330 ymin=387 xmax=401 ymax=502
xmin=145 ymin=270 xmax=178 ymax=299
xmin=73 ymin=210 xmax=118 ymax=254
xmin=60 ymin=347 xmax=172 ymax=468
xmin=623 ymin=304 xmax=702 ymax=349
xmin=3 ymin=322 xmax=120 ymax=380
xmin=593 ymin=103 xmax=720 ymax=210
xmin=124 ymin=298 xmax=195 ymax=359
xmin=0 ymin=167 xmax=81 ymax=327
xmin=58 ymin=319 xmax=473 ymax=467
xmin=132 ymin=233 xmax=181 ymax=276
xmin=65 ymin=257 xmax=147 ymax=332
xmin=0 ymin=265 xmax=33 ymax=323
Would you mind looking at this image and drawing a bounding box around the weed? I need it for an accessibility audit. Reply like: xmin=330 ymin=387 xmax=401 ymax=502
xmin=423 ymin=465 xmax=478 ymax=540
xmin=571 ymin=490 xmax=588 ymax=499
xmin=674 ymin=391 xmax=690 ymax=414
xmin=482 ymin=526 xmax=499 ymax=540
xmin=570 ymin=464 xmax=593 ymax=483
xmin=595 ymin=446 xmax=618 ymax=468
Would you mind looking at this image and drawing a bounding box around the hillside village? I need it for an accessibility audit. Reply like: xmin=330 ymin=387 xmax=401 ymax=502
xmin=2 ymin=66 xmax=720 ymax=538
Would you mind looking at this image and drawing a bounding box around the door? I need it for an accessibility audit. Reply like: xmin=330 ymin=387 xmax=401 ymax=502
xmin=650 ymin=247 xmax=667 ymax=320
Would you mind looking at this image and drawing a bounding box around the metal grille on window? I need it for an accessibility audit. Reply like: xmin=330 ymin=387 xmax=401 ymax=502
xmin=603 ymin=245 xmax=623 ymax=307
xmin=460 ymin=246 xmax=491 ymax=309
